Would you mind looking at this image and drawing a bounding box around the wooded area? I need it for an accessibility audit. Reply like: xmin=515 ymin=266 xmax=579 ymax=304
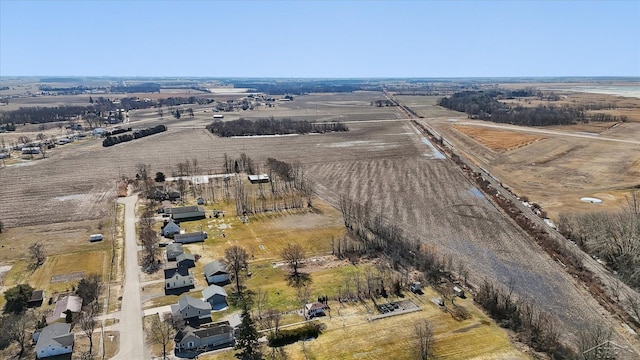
xmin=438 ymin=90 xmax=628 ymax=126
xmin=207 ymin=118 xmax=348 ymax=137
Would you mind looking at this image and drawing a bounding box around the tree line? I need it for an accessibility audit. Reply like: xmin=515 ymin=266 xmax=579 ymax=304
xmin=207 ymin=117 xmax=348 ymax=137
xmin=558 ymin=193 xmax=640 ymax=290
xmin=102 ymin=124 xmax=166 ymax=147
xmin=438 ymin=90 xmax=628 ymax=126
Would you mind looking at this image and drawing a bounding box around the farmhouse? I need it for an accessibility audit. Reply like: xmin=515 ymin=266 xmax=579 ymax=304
xmin=166 ymin=243 xmax=184 ymax=261
xmin=248 ymin=174 xmax=270 ymax=184
xmin=171 ymin=206 xmax=206 ymax=222
xmin=202 ymin=284 xmax=228 ymax=310
xmin=171 ymin=295 xmax=212 ymax=321
xmin=47 ymin=295 xmax=82 ymax=324
xmin=176 ymin=253 xmax=196 ymax=268
xmin=305 ymin=302 xmax=325 ymax=318
xmin=204 ymin=261 xmax=230 ymax=285
xmin=174 ymin=321 xmax=234 ymax=354
xmin=165 ymin=267 xmax=195 ymax=293
xmin=174 ymin=231 xmax=207 ymax=244
xmin=161 ymin=220 xmax=181 ymax=238
xmin=35 ymin=323 xmax=74 ymax=359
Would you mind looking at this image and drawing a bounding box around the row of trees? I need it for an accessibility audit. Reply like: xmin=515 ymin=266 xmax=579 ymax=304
xmin=102 ymin=124 xmax=167 ymax=147
xmin=438 ymin=90 xmax=628 ymax=126
xmin=207 ymin=117 xmax=348 ymax=137
xmin=557 ymin=193 xmax=640 ymax=290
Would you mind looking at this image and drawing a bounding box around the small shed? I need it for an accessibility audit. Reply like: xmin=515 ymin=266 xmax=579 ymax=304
xmin=197 ymin=197 xmax=205 ymax=205
xmin=166 ymin=243 xmax=184 ymax=261
xmin=177 ymin=253 xmax=196 ymax=268
xmin=202 ymin=284 xmax=228 ymax=310
xmin=28 ymin=290 xmax=45 ymax=308
xmin=453 ymin=286 xmax=465 ymax=298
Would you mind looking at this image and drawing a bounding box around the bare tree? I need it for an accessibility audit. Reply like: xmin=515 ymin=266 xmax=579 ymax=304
xmin=578 ymin=324 xmax=612 ymax=360
xmin=146 ymin=314 xmax=176 ymax=360
xmin=414 ymin=319 xmax=434 ymax=360
xmin=76 ymin=273 xmax=103 ymax=305
xmin=627 ymin=295 xmax=640 ymax=323
xmin=6 ymin=310 xmax=34 ymax=358
xmin=29 ymin=241 xmax=46 ymax=268
xmin=80 ymin=302 xmax=98 ymax=355
xmin=281 ymin=243 xmax=309 ymax=287
xmin=263 ymin=308 xmax=281 ymax=336
xmin=224 ymin=245 xmax=249 ymax=296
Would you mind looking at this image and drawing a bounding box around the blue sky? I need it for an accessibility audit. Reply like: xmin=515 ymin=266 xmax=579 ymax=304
xmin=1 ymin=0 xmax=639 ymax=77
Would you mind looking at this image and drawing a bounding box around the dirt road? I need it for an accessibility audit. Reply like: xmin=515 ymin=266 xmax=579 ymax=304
xmin=112 ymin=195 xmax=148 ymax=360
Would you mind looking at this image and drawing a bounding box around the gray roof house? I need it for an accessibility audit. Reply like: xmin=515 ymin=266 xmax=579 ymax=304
xmin=171 ymin=206 xmax=206 ymax=222
xmin=164 ymin=267 xmax=195 ymax=294
xmin=202 ymin=285 xmax=228 ymax=310
xmin=166 ymin=243 xmax=184 ymax=261
xmin=35 ymin=323 xmax=74 ymax=359
xmin=174 ymin=231 xmax=207 ymax=244
xmin=174 ymin=321 xmax=234 ymax=355
xmin=176 ymin=253 xmax=196 ymax=268
xmin=171 ymin=295 xmax=212 ymax=321
xmin=161 ymin=220 xmax=181 ymax=238
xmin=204 ymin=261 xmax=230 ymax=285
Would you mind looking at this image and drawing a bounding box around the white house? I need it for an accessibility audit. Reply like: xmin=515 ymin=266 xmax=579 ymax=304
xmin=35 ymin=323 xmax=74 ymax=358
xmin=305 ymin=302 xmax=325 ymax=318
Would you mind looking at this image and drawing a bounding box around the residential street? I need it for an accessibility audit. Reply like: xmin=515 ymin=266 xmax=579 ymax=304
xmin=112 ymin=195 xmax=148 ymax=360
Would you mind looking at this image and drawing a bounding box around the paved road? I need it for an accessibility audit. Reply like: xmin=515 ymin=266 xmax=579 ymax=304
xmin=112 ymin=195 xmax=148 ymax=360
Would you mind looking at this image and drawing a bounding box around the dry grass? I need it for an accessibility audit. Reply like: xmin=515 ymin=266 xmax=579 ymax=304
xmin=199 ymin=288 xmax=528 ymax=360
xmin=143 ymin=314 xmax=174 ymax=358
xmin=452 ymin=125 xmax=545 ymax=152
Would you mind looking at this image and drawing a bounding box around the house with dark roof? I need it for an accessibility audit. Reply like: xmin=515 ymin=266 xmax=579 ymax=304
xmin=28 ymin=290 xmax=45 ymax=308
xmin=174 ymin=321 xmax=234 ymax=355
xmin=174 ymin=231 xmax=207 ymax=244
xmin=35 ymin=323 xmax=74 ymax=358
xmin=202 ymin=285 xmax=228 ymax=310
xmin=176 ymin=253 xmax=196 ymax=268
xmin=164 ymin=267 xmax=195 ymax=294
xmin=204 ymin=261 xmax=230 ymax=285
xmin=47 ymin=295 xmax=82 ymax=324
xmin=171 ymin=295 xmax=212 ymax=322
xmin=166 ymin=243 xmax=184 ymax=261
xmin=171 ymin=206 xmax=206 ymax=222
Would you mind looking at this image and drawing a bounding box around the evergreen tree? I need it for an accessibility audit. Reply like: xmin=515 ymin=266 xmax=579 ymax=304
xmin=235 ymin=307 xmax=262 ymax=360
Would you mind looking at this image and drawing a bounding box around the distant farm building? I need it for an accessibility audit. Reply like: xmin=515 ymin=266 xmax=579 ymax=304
xmin=305 ymin=302 xmax=325 ymax=318
xmin=22 ymin=147 xmax=41 ymax=155
xmin=174 ymin=232 xmax=207 ymax=244
xmin=89 ymin=234 xmax=103 ymax=242
xmin=248 ymin=174 xmax=270 ymax=184
xmin=171 ymin=206 xmax=206 ymax=222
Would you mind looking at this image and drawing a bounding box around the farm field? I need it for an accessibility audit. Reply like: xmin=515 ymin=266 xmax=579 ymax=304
xmin=396 ymin=92 xmax=640 ymax=218
xmin=2 ymin=89 xmax=639 ymax=357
